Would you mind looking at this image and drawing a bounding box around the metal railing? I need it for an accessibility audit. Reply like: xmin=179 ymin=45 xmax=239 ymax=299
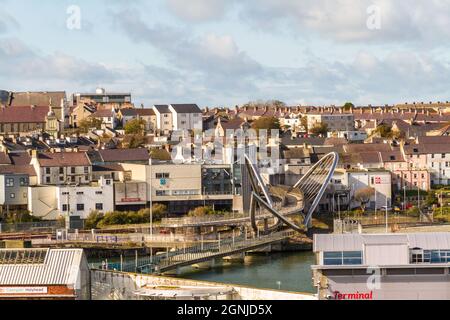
xmin=0 ymin=220 xmax=65 ymax=233
xmin=137 ymin=230 xmax=295 ymax=273
xmin=32 ymin=232 xmax=189 ymax=245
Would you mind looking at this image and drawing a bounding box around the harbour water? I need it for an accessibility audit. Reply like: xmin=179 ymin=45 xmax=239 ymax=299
xmin=177 ymin=251 xmax=316 ymax=293
xmin=89 ymin=251 xmax=316 ymax=294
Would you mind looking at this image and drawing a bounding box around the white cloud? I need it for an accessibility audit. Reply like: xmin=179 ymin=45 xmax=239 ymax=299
xmin=235 ymin=0 xmax=450 ymax=45
xmin=165 ymin=0 xmax=231 ymax=22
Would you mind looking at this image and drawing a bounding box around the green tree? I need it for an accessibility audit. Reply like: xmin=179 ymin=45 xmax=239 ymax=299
xmin=124 ymin=119 xmax=146 ymax=135
xmin=78 ymin=118 xmax=102 ymax=133
xmin=343 ymin=102 xmax=355 ymax=111
xmin=251 ymin=116 xmax=281 ymax=131
xmin=309 ymin=123 xmax=329 ymax=136
xmin=425 ymin=192 xmax=439 ymax=207
xmin=150 ymin=148 xmax=172 ymax=161
xmin=122 ymin=134 xmax=146 ymax=149
xmin=354 ymin=187 xmax=375 ymax=213
xmin=372 ymin=124 xmax=394 ymax=138
xmin=300 ymin=116 xmax=308 ymax=132
xmin=188 ymin=206 xmax=217 ymax=217
xmin=85 ymin=211 xmax=104 ymax=229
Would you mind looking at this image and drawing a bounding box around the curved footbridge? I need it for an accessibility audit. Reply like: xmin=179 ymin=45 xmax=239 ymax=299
xmin=128 ymin=152 xmax=338 ymax=275
xmin=138 ymin=230 xmax=295 ymax=274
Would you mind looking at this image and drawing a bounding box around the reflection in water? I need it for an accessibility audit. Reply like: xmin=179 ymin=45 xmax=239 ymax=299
xmin=177 ymin=251 xmax=316 ymax=293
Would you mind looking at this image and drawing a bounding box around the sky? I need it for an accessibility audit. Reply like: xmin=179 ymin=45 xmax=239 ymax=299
xmin=1 ymin=0 xmax=450 ymax=107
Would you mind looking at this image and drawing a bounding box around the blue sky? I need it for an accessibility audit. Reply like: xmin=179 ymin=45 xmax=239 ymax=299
xmin=1 ymin=0 xmax=450 ymax=107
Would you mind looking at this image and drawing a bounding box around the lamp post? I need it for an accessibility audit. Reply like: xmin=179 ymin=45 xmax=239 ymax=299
xmin=403 ymin=184 xmax=407 ymax=212
xmin=149 ymin=158 xmax=153 ymax=241
xmin=385 ymin=196 xmax=389 ymax=233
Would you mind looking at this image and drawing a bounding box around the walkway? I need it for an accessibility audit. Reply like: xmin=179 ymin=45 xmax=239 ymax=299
xmin=128 ymin=230 xmax=296 ymax=274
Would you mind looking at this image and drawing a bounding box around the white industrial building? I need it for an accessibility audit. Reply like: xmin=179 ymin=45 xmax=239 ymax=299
xmin=313 ymin=233 xmax=450 ymax=300
xmin=0 ymin=248 xmax=90 ymax=300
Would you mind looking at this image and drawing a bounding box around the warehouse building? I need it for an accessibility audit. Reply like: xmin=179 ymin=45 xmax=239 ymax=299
xmin=0 ymin=248 xmax=90 ymax=300
xmin=313 ymin=233 xmax=450 ymax=300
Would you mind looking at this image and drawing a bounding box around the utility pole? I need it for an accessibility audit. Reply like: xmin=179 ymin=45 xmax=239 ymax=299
xmin=385 ymin=196 xmax=389 ymax=233
xmin=338 ymin=194 xmax=341 ymax=221
xmin=149 ymin=159 xmax=153 ymax=241
xmin=403 ymin=184 xmax=407 ymax=212
xmin=374 ymin=189 xmax=377 ymax=218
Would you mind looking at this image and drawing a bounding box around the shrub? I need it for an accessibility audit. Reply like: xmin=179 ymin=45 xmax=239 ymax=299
xmin=188 ymin=206 xmax=217 ymax=217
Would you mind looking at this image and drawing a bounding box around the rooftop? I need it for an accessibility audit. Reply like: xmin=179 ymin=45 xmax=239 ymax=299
xmin=37 ymin=151 xmax=91 ymax=167
xmin=170 ymin=104 xmax=202 ymax=114
xmin=0 ymin=248 xmax=85 ymax=286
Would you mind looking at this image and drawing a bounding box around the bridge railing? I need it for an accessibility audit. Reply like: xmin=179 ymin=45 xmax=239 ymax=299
xmin=93 ymin=230 xmax=296 ymax=273
xmin=161 ymin=214 xmax=247 ymax=226
xmin=153 ymin=230 xmax=296 ymax=269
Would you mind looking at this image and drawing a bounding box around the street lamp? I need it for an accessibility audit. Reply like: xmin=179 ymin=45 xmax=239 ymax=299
xmin=149 ymin=158 xmax=153 ymax=241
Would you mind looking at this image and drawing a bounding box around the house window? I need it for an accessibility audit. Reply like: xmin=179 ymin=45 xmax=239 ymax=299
xmin=62 ymin=204 xmax=69 ymax=211
xmin=156 ymin=173 xmax=170 ymax=179
xmin=84 ymin=167 xmax=89 ymax=174
xmin=19 ymin=177 xmax=28 ymax=186
xmin=76 ymin=192 xmax=84 ymax=195
xmin=95 ymin=203 xmax=103 ymax=210
xmin=46 ymin=168 xmax=51 ymax=174
xmin=71 ymin=167 xmax=76 ymax=174
xmin=77 ymin=204 xmax=84 ymax=211
xmin=323 ymin=251 xmax=363 ymax=265
xmin=10 ymin=193 xmax=15 ymax=199
xmin=6 ymin=178 xmax=14 ymax=187
xmin=46 ymin=177 xmax=51 ymax=184
xmin=96 ymin=191 xmax=103 ymax=195
xmin=23 ymin=192 xmax=27 ymax=198
xmin=59 ymin=167 xmax=64 ymax=174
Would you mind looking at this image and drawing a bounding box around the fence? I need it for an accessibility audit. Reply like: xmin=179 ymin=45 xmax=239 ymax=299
xmin=92 ymin=230 xmax=295 ymax=274
xmin=0 ymin=220 xmax=64 ymax=233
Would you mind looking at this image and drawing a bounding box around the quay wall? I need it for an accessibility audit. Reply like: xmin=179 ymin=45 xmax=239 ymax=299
xmin=90 ymin=270 xmax=316 ymax=300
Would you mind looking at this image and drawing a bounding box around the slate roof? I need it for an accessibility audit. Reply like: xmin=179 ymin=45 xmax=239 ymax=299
xmin=37 ymin=152 xmax=91 ymax=167
xmin=98 ymin=148 xmax=150 ymax=162
xmin=170 ymin=104 xmax=202 ymax=114
xmin=8 ymin=91 xmax=66 ymax=107
xmin=0 ymin=106 xmax=48 ymax=123
xmin=153 ymin=105 xmax=171 ymax=113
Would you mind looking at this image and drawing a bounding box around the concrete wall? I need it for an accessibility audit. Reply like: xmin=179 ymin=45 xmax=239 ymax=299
xmin=91 ymin=270 xmax=316 ymax=300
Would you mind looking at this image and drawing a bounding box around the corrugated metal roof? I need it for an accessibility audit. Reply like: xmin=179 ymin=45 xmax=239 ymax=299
xmin=314 ymin=234 xmax=364 ymax=252
xmin=314 ymin=233 xmax=450 ymax=252
xmin=0 ymin=249 xmax=84 ymax=285
xmin=407 ymin=233 xmax=450 ymax=250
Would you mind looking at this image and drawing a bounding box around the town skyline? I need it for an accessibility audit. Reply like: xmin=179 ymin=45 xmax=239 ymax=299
xmin=1 ymin=0 xmax=450 ymax=107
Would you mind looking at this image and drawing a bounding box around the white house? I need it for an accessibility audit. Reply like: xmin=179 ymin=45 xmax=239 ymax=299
xmin=152 ymin=105 xmax=173 ymax=134
xmin=28 ymin=177 xmax=114 ymax=220
xmin=169 ymin=104 xmax=203 ymax=131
